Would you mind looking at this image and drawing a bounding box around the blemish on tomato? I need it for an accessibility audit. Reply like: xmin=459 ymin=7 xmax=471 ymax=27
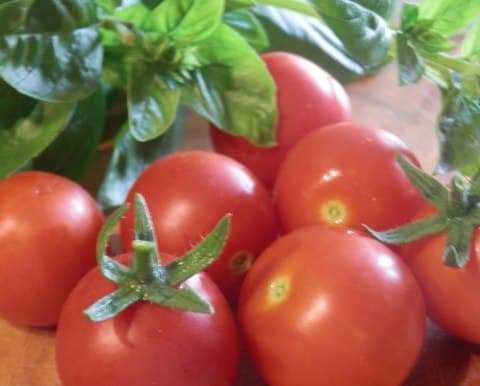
xmin=230 ymin=251 xmax=253 ymax=276
xmin=320 ymin=199 xmax=348 ymax=225
xmin=268 ymin=276 xmax=291 ymax=305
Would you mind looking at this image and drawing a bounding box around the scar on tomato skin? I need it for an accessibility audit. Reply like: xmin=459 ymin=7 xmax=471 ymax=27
xmin=230 ymin=251 xmax=253 ymax=276
xmin=319 ymin=199 xmax=349 ymax=226
xmin=268 ymin=276 xmax=291 ymax=305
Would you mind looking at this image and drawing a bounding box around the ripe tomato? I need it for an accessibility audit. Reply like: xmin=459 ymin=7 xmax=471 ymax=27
xmin=209 ymin=51 xmax=352 ymax=189
xmin=0 ymin=171 xmax=103 ymax=326
xmin=119 ymin=151 xmax=280 ymax=304
xmin=273 ymin=122 xmax=423 ymax=233
xmin=403 ymin=204 xmax=480 ymax=343
xmin=56 ymin=254 xmax=240 ymax=386
xmin=238 ymin=226 xmax=426 ymax=386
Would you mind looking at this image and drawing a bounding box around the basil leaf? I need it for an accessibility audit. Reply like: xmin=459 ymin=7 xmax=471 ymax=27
xmin=127 ymin=61 xmax=181 ymax=141
xmin=224 ymin=10 xmax=269 ymax=52
xmin=23 ymin=0 xmax=97 ymax=32
xmin=0 ymin=0 xmax=30 ymax=34
xmin=226 ymin=0 xmax=256 ymax=11
xmin=462 ymin=22 xmax=480 ymax=60
xmin=97 ymin=110 xmax=184 ymax=209
xmin=436 ymin=74 xmax=480 ymax=175
xmin=0 ymin=102 xmax=75 ymax=178
xmin=252 ymin=6 xmax=367 ymax=83
xmin=0 ymin=79 xmax=36 ymax=130
xmin=146 ymin=0 xmax=224 ymax=45
xmin=351 ymin=0 xmax=395 ymax=19
xmin=182 ymin=24 xmax=277 ymax=146
xmin=419 ymin=0 xmax=480 ymax=37
xmin=396 ymin=32 xmax=425 ymax=86
xmin=33 ymin=88 xmax=105 ymax=180
xmin=113 ymin=2 xmax=150 ymax=25
xmin=257 ymin=0 xmax=317 ymax=16
xmin=0 ymin=26 xmax=102 ymax=102
xmin=310 ymin=0 xmax=391 ymax=69
xmin=0 ymin=0 xmax=102 ymax=102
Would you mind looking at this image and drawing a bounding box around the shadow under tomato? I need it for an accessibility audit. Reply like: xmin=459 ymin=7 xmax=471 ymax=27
xmin=404 ymin=319 xmax=480 ymax=386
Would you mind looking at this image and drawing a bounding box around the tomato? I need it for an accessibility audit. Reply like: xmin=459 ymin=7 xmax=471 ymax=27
xmin=238 ymin=226 xmax=426 ymax=386
xmin=402 ymin=204 xmax=480 ymax=343
xmin=209 ymin=51 xmax=352 ymax=189
xmin=273 ymin=122 xmax=423 ymax=233
xmin=119 ymin=151 xmax=280 ymax=304
xmin=0 ymin=171 xmax=103 ymax=326
xmin=56 ymin=253 xmax=240 ymax=386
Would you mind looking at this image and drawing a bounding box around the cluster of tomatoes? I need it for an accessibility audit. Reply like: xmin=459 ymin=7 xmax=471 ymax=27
xmin=0 ymin=52 xmax=478 ymax=386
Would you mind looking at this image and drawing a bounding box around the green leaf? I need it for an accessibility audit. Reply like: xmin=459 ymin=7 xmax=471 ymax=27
xmin=112 ymin=2 xmax=150 ymax=25
xmin=226 ymin=0 xmax=256 ymax=11
xmin=145 ymin=0 xmax=224 ymax=45
xmin=396 ymin=153 xmax=450 ymax=210
xmin=224 ymin=9 xmax=269 ymax=52
xmin=365 ymin=214 xmax=448 ymax=245
xmin=127 ymin=62 xmax=181 ymax=141
xmin=144 ymin=285 xmax=211 ymax=313
xmin=252 ymin=6 xmax=368 ymax=83
xmin=310 ymin=0 xmax=391 ymax=69
xmin=84 ymin=286 xmax=142 ymax=322
xmin=166 ymin=214 xmax=231 ymax=286
xmin=0 ymin=0 xmax=102 ymax=102
xmin=0 ymin=26 xmax=102 ymax=102
xmin=97 ymin=110 xmax=184 ymax=209
xmin=182 ymin=24 xmax=277 ymax=145
xmin=0 ymin=79 xmax=36 ymax=129
xmin=435 ymin=75 xmax=480 ymax=175
xmin=0 ymin=101 xmax=75 ymax=178
xmin=32 ymin=88 xmax=105 ymax=180
xmin=462 ymin=22 xmax=480 ymax=59
xmin=23 ymin=0 xmax=97 ymax=32
xmin=0 ymin=0 xmax=31 ymax=34
xmin=396 ymin=32 xmax=425 ymax=86
xmin=257 ymin=0 xmax=317 ymax=16
xmin=351 ymin=0 xmax=395 ymax=19
xmin=418 ymin=0 xmax=480 ymax=37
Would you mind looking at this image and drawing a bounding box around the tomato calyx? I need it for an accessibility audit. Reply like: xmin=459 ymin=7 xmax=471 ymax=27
xmin=84 ymin=194 xmax=231 ymax=322
xmin=366 ymin=153 xmax=480 ymax=268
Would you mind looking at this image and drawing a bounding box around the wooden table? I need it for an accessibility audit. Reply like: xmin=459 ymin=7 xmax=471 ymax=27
xmin=1 ymin=62 xmax=479 ymax=386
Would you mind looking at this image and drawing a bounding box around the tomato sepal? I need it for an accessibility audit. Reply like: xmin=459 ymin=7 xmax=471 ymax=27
xmin=84 ymin=193 xmax=231 ymax=322
xmin=367 ymin=153 xmax=480 ymax=267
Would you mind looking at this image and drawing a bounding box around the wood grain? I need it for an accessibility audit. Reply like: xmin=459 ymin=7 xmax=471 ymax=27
xmin=1 ymin=62 xmax=479 ymax=386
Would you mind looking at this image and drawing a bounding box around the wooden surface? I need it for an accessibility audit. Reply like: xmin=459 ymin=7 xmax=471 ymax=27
xmin=1 ymin=62 xmax=479 ymax=386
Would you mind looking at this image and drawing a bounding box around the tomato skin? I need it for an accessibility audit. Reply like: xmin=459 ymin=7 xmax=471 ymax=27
xmin=238 ymin=226 xmax=426 ymax=386
xmin=209 ymin=51 xmax=352 ymax=189
xmin=0 ymin=171 xmax=104 ymax=326
xmin=273 ymin=122 xmax=423 ymax=233
xmin=402 ymin=204 xmax=480 ymax=343
xmin=56 ymin=254 xmax=240 ymax=386
xmin=119 ymin=151 xmax=280 ymax=303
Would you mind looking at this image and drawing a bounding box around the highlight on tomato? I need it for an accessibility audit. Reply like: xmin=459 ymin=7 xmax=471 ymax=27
xmin=0 ymin=171 xmax=104 ymax=327
xmin=367 ymin=154 xmax=480 ymax=343
xmin=56 ymin=195 xmax=240 ymax=386
xmin=273 ymin=122 xmax=424 ymax=233
xmin=119 ymin=150 xmax=280 ymax=304
xmin=238 ymin=225 xmax=426 ymax=386
xmin=209 ymin=51 xmax=352 ymax=189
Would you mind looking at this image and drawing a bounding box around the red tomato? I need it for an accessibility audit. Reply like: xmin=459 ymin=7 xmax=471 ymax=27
xmin=403 ymin=204 xmax=480 ymax=343
xmin=273 ymin=122 xmax=423 ymax=233
xmin=238 ymin=226 xmax=426 ymax=386
xmin=119 ymin=151 xmax=280 ymax=304
xmin=209 ymin=51 xmax=352 ymax=189
xmin=0 ymin=171 xmax=103 ymax=326
xmin=56 ymin=254 xmax=240 ymax=386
